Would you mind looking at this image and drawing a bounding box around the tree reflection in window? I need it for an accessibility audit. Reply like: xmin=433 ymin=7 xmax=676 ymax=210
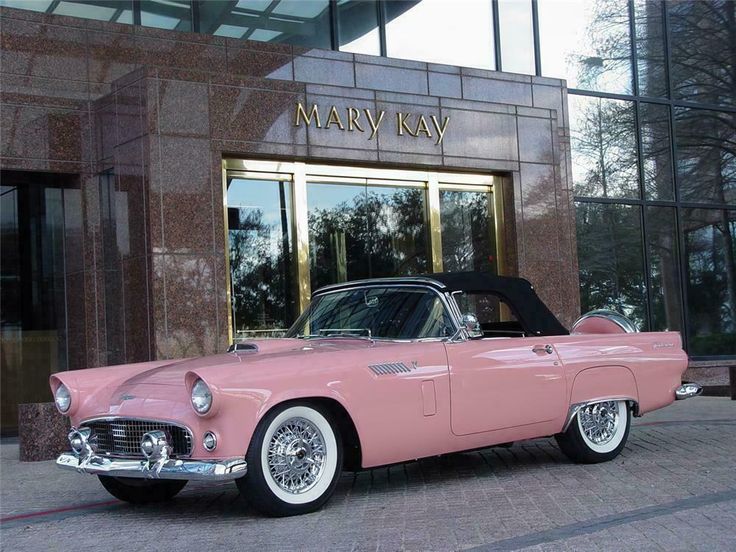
xmin=308 ymin=184 xmax=427 ymax=290
xmin=227 ymin=179 xmax=296 ymax=337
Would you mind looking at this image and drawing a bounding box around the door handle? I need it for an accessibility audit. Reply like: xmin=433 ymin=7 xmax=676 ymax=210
xmin=532 ymin=344 xmax=554 ymax=355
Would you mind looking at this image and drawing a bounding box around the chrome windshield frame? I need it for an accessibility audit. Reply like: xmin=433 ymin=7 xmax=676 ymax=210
xmin=286 ymin=283 xmax=462 ymax=342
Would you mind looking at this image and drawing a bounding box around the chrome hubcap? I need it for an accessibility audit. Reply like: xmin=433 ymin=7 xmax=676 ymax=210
xmin=579 ymin=401 xmax=620 ymax=445
xmin=267 ymin=417 xmax=326 ymax=494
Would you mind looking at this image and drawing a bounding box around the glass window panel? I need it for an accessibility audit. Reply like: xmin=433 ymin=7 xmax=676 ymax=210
xmin=633 ymin=0 xmax=667 ymax=97
xmin=675 ymin=107 xmax=736 ymax=205
xmin=140 ymin=0 xmax=192 ymax=31
xmin=538 ymin=0 xmax=633 ymax=94
xmin=0 ymin=0 xmax=135 ymax=23
xmin=338 ymin=0 xmax=380 ymax=55
xmin=668 ymin=0 xmax=736 ymax=106
xmin=200 ymin=0 xmax=330 ymax=48
xmin=1 ymin=171 xmax=73 ymax=433
xmin=498 ymin=0 xmax=535 ymax=75
xmin=439 ymin=189 xmax=497 ymax=273
xmin=646 ymin=206 xmax=682 ymax=331
xmin=227 ymin=178 xmax=296 ymax=337
xmin=639 ymin=102 xmax=674 ymax=200
xmin=576 ymin=202 xmax=648 ymax=329
xmin=307 ymin=183 xmax=428 ymax=290
xmin=385 ymin=0 xmax=495 ymax=70
xmin=683 ymin=208 xmax=736 ymax=356
xmin=308 ymin=183 xmax=371 ymax=290
xmin=570 ymin=95 xmax=640 ymax=198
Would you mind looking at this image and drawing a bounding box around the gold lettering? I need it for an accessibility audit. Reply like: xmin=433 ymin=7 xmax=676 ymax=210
xmin=397 ymin=112 xmax=417 ymax=137
xmin=347 ymin=107 xmax=364 ymax=132
xmin=364 ymin=109 xmax=385 ymax=140
xmin=325 ymin=105 xmax=345 ymax=130
xmin=431 ymin=115 xmax=450 ymax=145
xmin=415 ymin=115 xmax=432 ymax=138
xmin=295 ymin=102 xmax=321 ymax=128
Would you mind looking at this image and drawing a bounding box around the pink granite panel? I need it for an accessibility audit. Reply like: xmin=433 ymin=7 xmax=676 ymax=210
xmin=1 ymin=104 xmax=85 ymax=162
xmin=158 ymin=136 xmax=215 ymax=254
xmin=519 ymin=162 xmax=560 ymax=263
xmin=209 ymin=84 xmax=307 ymax=144
xmin=18 ymin=403 xmax=69 ymax=462
xmin=158 ymin=79 xmax=210 ymax=137
xmin=0 ymin=17 xmax=87 ymax=81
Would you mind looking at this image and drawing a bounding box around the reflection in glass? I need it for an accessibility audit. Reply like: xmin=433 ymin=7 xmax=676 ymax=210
xmin=0 ymin=0 xmax=133 ymax=23
xmin=199 ymin=0 xmax=331 ymax=47
xmin=498 ymin=0 xmax=535 ymax=75
xmin=287 ymin=286 xmax=454 ymax=339
xmin=140 ymin=0 xmax=191 ymax=31
xmin=338 ymin=0 xmax=380 ymax=55
xmin=640 ymin=102 xmax=674 ymax=200
xmin=440 ymin=190 xmax=496 ymax=273
xmin=307 ymin=183 xmax=428 ymax=290
xmin=570 ymin=95 xmax=639 ymax=198
xmin=1 ymin=171 xmax=73 ymax=433
xmin=668 ymin=0 xmax=736 ymax=106
xmin=227 ymin=178 xmax=296 ymax=337
xmin=633 ymin=0 xmax=667 ymax=97
xmin=675 ymin=107 xmax=736 ymax=205
xmin=683 ymin=208 xmax=736 ymax=356
xmin=385 ymin=0 xmax=495 ymax=70
xmin=576 ymin=202 xmax=648 ymax=329
xmin=646 ymin=207 xmax=682 ymax=331
xmin=538 ymin=0 xmax=632 ymax=93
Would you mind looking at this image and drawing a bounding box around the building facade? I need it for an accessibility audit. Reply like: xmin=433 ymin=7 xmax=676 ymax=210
xmin=0 ymin=0 xmax=734 ymax=433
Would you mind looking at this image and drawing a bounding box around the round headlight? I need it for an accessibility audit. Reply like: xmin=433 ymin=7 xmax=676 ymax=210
xmin=191 ymin=379 xmax=212 ymax=414
xmin=55 ymin=384 xmax=71 ymax=413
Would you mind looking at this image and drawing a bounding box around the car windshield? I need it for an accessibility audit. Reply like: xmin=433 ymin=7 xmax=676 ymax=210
xmin=286 ymin=286 xmax=455 ymax=340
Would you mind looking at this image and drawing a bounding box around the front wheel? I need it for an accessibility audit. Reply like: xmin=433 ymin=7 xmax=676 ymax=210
xmin=237 ymin=403 xmax=343 ymax=517
xmin=98 ymin=476 xmax=187 ymax=504
xmin=555 ymin=400 xmax=631 ymax=464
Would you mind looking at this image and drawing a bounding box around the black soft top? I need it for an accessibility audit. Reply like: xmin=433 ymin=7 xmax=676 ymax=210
xmin=425 ymin=272 xmax=569 ymax=336
xmin=314 ymin=271 xmax=569 ymax=337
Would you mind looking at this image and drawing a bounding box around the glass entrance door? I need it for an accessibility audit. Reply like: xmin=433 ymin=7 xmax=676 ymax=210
xmin=223 ymin=161 xmax=504 ymax=340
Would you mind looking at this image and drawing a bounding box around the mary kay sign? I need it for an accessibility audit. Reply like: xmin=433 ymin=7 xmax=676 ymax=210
xmin=294 ymin=102 xmax=450 ymax=146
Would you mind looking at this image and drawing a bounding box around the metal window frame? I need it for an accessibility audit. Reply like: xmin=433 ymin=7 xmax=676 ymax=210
xmin=221 ymin=159 xmax=503 ymax=340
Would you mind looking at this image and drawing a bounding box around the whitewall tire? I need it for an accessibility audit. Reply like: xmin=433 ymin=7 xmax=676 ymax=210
xmin=237 ymin=402 xmax=343 ymax=516
xmin=555 ymin=400 xmax=631 ymax=463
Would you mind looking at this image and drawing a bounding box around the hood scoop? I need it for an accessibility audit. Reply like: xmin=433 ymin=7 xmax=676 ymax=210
xmin=227 ymin=343 xmax=259 ymax=353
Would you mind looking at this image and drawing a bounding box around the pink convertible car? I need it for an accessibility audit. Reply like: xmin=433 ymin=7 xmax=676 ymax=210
xmin=52 ymin=272 xmax=701 ymax=516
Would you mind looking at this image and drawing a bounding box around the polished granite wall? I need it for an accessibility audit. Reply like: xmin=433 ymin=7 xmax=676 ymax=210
xmin=0 ymin=6 xmax=579 ymax=365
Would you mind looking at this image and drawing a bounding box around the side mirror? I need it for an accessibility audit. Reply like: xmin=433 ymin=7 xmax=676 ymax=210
xmin=461 ymin=313 xmax=483 ymax=338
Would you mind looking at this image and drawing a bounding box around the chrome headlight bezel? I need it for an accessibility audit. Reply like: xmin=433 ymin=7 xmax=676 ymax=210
xmin=55 ymin=384 xmax=71 ymax=414
xmin=190 ymin=378 xmax=213 ymax=415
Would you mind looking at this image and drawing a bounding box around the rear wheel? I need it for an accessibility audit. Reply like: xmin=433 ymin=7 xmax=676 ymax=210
xmin=98 ymin=476 xmax=187 ymax=504
xmin=237 ymin=403 xmax=343 ymax=517
xmin=555 ymin=400 xmax=630 ymax=463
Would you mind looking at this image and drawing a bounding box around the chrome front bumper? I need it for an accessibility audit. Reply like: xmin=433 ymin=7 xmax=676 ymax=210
xmin=56 ymin=452 xmax=247 ymax=481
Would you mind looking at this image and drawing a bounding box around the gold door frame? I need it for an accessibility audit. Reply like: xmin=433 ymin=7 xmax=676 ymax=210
xmin=222 ymin=159 xmax=506 ymax=342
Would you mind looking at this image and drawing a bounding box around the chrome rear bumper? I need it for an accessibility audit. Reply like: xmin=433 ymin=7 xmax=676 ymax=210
xmin=56 ymin=452 xmax=247 ymax=481
xmin=675 ymin=383 xmax=703 ymax=400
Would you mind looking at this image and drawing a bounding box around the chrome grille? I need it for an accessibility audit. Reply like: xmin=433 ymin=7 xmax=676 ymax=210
xmin=83 ymin=419 xmax=192 ymax=458
xmin=368 ymin=362 xmax=414 ymax=376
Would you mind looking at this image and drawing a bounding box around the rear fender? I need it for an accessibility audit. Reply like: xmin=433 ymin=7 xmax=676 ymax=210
xmin=565 ymin=365 xmax=639 ymax=430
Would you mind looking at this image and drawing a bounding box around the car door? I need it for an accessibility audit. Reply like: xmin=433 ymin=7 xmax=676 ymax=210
xmin=444 ymin=292 xmax=566 ymax=436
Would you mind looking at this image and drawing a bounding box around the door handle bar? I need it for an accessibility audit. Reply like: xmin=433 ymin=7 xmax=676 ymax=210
xmin=532 ymin=344 xmax=554 ymax=355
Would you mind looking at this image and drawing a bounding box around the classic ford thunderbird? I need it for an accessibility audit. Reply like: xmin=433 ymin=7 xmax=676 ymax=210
xmin=52 ymin=272 xmax=701 ymax=516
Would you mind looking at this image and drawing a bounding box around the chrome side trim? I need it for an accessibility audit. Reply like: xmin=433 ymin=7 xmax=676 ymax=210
xmin=56 ymin=452 xmax=247 ymax=481
xmin=562 ymin=397 xmax=638 ymax=432
xmin=675 ymin=383 xmax=703 ymax=400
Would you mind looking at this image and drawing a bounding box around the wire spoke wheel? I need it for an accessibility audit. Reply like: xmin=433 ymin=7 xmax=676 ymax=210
xmin=578 ymin=401 xmax=620 ymax=446
xmin=267 ymin=417 xmax=327 ymax=495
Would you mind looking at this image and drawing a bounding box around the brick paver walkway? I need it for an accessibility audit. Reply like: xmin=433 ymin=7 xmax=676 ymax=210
xmin=1 ymin=397 xmax=734 ymax=551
